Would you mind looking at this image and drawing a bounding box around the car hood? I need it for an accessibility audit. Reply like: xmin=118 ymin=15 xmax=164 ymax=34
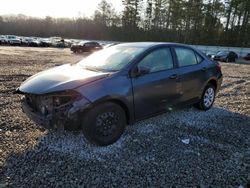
xmin=19 ymin=64 xmax=109 ymax=94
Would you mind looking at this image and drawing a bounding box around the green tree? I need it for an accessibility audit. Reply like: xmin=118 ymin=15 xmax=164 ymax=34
xmin=122 ymin=0 xmax=142 ymax=29
xmin=94 ymin=0 xmax=118 ymax=27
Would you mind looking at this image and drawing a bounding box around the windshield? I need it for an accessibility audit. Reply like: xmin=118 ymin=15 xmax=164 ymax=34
xmin=78 ymin=46 xmax=145 ymax=72
xmin=8 ymin=36 xmax=16 ymax=39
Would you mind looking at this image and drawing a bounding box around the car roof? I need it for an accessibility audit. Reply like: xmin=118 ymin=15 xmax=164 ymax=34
xmin=116 ymin=42 xmax=191 ymax=49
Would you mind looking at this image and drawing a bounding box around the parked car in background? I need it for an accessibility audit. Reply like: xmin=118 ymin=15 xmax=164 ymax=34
xmin=64 ymin=39 xmax=73 ymax=48
xmin=50 ymin=37 xmax=66 ymax=48
xmin=205 ymin=51 xmax=216 ymax=59
xmin=17 ymin=42 xmax=223 ymax=146
xmin=20 ymin=37 xmax=30 ymax=46
xmin=0 ymin=36 xmax=6 ymax=45
xmin=243 ymin=53 xmax=250 ymax=61
xmin=21 ymin=37 xmax=40 ymax=47
xmin=29 ymin=38 xmax=40 ymax=47
xmin=6 ymin=35 xmax=21 ymax=46
xmin=70 ymin=41 xmax=102 ymax=53
xmin=0 ymin=35 xmax=8 ymax=45
xmin=213 ymin=51 xmax=238 ymax=62
xmin=39 ymin=38 xmax=52 ymax=47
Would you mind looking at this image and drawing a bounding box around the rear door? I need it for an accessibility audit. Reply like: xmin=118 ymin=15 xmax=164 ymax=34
xmin=131 ymin=47 xmax=181 ymax=119
xmin=173 ymin=47 xmax=208 ymax=103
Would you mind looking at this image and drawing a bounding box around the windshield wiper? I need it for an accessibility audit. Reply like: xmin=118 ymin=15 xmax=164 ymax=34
xmin=84 ymin=66 xmax=103 ymax=72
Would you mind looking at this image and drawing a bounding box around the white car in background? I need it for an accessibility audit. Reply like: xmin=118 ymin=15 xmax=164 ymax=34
xmin=6 ymin=35 xmax=21 ymax=45
xmin=0 ymin=35 xmax=8 ymax=44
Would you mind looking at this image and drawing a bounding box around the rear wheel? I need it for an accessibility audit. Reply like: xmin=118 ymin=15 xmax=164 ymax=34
xmin=81 ymin=102 xmax=126 ymax=146
xmin=195 ymin=84 xmax=216 ymax=111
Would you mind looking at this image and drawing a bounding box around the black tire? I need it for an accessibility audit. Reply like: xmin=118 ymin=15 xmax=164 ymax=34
xmin=194 ymin=84 xmax=216 ymax=111
xmin=81 ymin=102 xmax=126 ymax=146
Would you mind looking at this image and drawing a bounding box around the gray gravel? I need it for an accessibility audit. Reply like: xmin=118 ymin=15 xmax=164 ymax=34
xmin=0 ymin=46 xmax=249 ymax=187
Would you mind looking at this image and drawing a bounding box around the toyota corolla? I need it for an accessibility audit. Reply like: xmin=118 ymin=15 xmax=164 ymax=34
xmin=16 ymin=42 xmax=223 ymax=146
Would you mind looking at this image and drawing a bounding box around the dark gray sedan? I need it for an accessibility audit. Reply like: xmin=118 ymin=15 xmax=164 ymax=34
xmin=17 ymin=42 xmax=223 ymax=146
xmin=213 ymin=51 xmax=238 ymax=62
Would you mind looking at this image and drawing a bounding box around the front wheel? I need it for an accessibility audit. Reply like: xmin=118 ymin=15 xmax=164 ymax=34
xmin=81 ymin=102 xmax=126 ymax=146
xmin=195 ymin=84 xmax=216 ymax=111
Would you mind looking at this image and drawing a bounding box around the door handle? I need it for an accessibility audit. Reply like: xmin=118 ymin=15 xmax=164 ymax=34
xmin=169 ymin=74 xmax=178 ymax=79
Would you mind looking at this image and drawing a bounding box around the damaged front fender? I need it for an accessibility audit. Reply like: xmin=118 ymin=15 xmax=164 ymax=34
xmin=67 ymin=97 xmax=91 ymax=118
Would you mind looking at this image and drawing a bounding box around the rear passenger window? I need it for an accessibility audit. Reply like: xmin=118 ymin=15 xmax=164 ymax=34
xmin=175 ymin=48 xmax=198 ymax=67
xmin=195 ymin=53 xmax=203 ymax=63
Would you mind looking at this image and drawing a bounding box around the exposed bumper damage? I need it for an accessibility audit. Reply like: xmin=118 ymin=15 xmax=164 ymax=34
xmin=20 ymin=91 xmax=91 ymax=130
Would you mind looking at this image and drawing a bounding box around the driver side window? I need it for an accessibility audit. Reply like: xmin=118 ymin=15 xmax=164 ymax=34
xmin=138 ymin=48 xmax=174 ymax=73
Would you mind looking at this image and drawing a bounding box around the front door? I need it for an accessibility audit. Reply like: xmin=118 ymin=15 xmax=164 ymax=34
xmin=131 ymin=47 xmax=181 ymax=119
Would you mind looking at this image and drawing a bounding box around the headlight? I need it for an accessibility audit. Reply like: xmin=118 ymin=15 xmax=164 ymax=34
xmin=52 ymin=90 xmax=82 ymax=107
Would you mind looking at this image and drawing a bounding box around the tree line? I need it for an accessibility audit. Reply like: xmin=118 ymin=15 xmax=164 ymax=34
xmin=0 ymin=0 xmax=249 ymax=47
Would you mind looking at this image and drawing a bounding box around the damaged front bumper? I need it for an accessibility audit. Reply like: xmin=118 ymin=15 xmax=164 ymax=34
xmin=21 ymin=94 xmax=91 ymax=130
xmin=22 ymin=99 xmax=52 ymax=128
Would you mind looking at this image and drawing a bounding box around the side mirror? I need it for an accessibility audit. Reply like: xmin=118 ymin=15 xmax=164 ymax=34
xmin=130 ymin=66 xmax=150 ymax=78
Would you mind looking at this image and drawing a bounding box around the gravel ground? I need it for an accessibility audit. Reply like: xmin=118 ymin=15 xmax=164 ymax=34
xmin=0 ymin=46 xmax=249 ymax=187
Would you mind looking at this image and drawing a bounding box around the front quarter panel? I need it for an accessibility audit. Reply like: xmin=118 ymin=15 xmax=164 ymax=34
xmin=75 ymin=74 xmax=134 ymax=122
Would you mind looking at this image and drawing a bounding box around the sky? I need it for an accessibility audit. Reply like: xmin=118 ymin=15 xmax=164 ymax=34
xmin=0 ymin=0 xmax=123 ymax=18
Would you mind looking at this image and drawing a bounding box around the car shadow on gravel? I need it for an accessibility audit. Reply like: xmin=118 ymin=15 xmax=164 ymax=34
xmin=0 ymin=106 xmax=250 ymax=187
